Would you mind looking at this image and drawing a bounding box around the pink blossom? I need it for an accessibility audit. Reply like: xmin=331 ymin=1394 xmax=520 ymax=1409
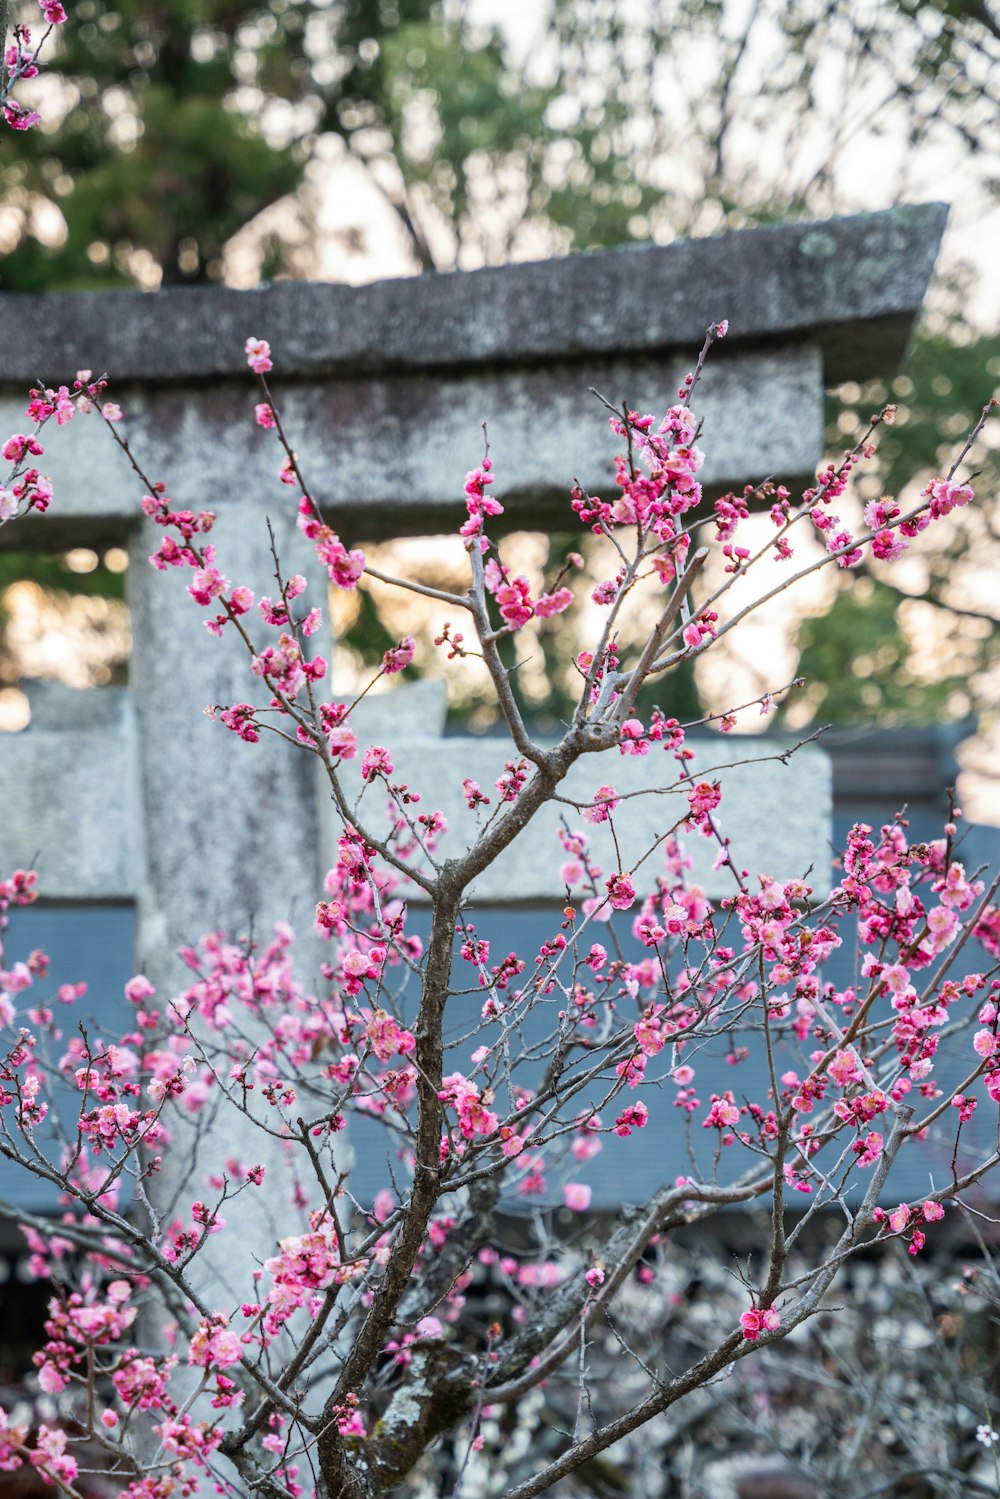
xmin=605 ymin=872 xmax=636 ymax=910
xmin=6 ymin=37 xmax=38 ymax=80
xmin=438 ymin=1073 xmax=499 ymax=1140
xmin=189 ymin=1316 xmax=243 ymax=1370
xmin=3 ymin=102 xmax=42 ymax=129
xmin=534 ymin=587 xmax=573 ymax=618
xmin=572 ymin=1131 xmax=601 ymax=1162
xmin=888 ymin=1203 xmax=911 ymax=1234
xmin=252 ymin=631 xmax=310 ymax=697
xmin=30 ymin=1425 xmax=77 ymax=1485
xmin=583 ymin=785 xmax=619 ymax=824
xmin=382 ymin=636 xmax=416 ymax=674
xmin=219 ymin=703 xmax=259 ymax=743
xmin=496 ymin=759 xmax=528 ymax=802
xmin=320 ymin=725 xmax=354 ymax=763
xmin=2 ymin=433 xmax=43 ymax=464
xmin=634 ymin=1009 xmax=666 ymax=1055
xmin=461 ymin=460 xmax=504 ymax=537
xmin=365 ymin=1009 xmax=415 ymax=1062
xmin=871 ymin=528 xmax=907 ymax=562
xmin=619 ymin=720 xmax=649 ymax=756
xmin=973 ymin=1028 xmax=996 ymax=1058
xmin=316 ymin=535 xmax=365 ymax=589
xmin=37 ymin=1361 xmax=67 ymax=1394
xmin=495 ymin=575 xmax=534 ymax=629
xmin=828 ymin=530 xmax=863 ymax=567
xmin=614 ymin=1101 xmax=648 ymax=1136
xmin=926 ymin=904 xmax=959 ymax=949
xmin=703 ymin=1092 xmax=740 ymax=1129
xmin=853 ymin=1131 xmax=883 ymax=1167
xmin=187 ymin=567 xmax=230 ymax=607
xmin=828 ymin=1048 xmax=862 ymax=1087
xmin=341 ymin=946 xmax=386 ymax=996
xmin=244 ymin=337 xmax=273 ymax=374
xmin=926 ymin=477 xmax=974 ymax=518
xmin=740 ymin=1305 xmax=780 ymax=1341
xmin=5 ymin=321 xmax=998 ymax=1487
xmin=687 ymin=780 xmax=721 ymax=818
xmin=125 ymin=974 xmax=155 ymax=1004
xmin=361 ymin=745 xmax=393 ymax=782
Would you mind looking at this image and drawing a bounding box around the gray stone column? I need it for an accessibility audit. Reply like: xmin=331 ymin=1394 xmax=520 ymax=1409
xmin=128 ymin=502 xmax=327 ymax=983
xmin=127 ymin=492 xmax=331 ymax=1301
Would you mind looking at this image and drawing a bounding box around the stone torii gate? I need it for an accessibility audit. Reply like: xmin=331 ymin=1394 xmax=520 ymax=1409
xmin=0 ymin=202 xmax=948 ymax=1230
xmin=0 ymin=203 xmax=944 ymax=1006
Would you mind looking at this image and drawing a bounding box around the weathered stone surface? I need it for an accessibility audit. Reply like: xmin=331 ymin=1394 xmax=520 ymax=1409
xmin=1 ymin=205 xmax=944 ymax=552
xmin=2 ymin=345 xmax=822 ymax=545
xmin=126 ymin=503 xmax=335 ymax=1305
xmin=0 ymin=686 xmax=139 ymax=900
xmin=126 ymin=505 xmax=331 ymax=986
xmin=23 ymin=679 xmax=131 ymax=730
xmin=8 ymin=681 xmax=831 ymax=903
xmin=336 ymin=714 xmax=833 ymax=901
xmin=0 ymin=203 xmax=944 ymax=385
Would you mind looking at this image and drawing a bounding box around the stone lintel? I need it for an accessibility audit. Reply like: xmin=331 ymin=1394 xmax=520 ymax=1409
xmin=0 ymin=205 xmax=944 ymax=388
xmin=3 ymin=683 xmax=832 ymax=903
xmin=2 ymin=343 xmax=821 ymax=549
xmin=334 ymin=722 xmax=833 ymax=904
xmin=1 ymin=686 xmax=139 ymax=901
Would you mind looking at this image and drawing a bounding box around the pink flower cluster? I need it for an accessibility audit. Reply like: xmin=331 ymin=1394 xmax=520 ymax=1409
xmin=1 ymin=374 xmax=110 ymax=523
xmin=740 ymin=1305 xmax=781 ymax=1341
xmin=482 ymin=554 xmax=574 ymax=632
xmin=3 ymin=3 xmax=68 ymax=131
xmin=438 ymin=1072 xmax=499 ymax=1141
xmin=873 ymin=1197 xmax=946 ymax=1256
xmin=461 ymin=458 xmax=504 ymax=538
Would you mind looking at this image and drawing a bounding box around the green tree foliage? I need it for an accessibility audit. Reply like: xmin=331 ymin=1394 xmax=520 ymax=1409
xmin=792 ymin=574 xmax=970 ymax=724
xmin=14 ymin=0 xmax=1000 ymax=290
xmin=3 ymin=0 xmax=306 ymax=287
xmin=0 ymin=550 xmax=129 ymax=698
xmin=1 ymin=0 xmax=567 ymax=288
xmin=802 ymin=276 xmax=1000 ymax=731
xmin=532 ymin=1 xmax=1000 ymax=731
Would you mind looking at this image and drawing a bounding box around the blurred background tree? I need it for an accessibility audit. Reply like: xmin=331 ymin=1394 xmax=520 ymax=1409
xmin=1 ymin=0 xmax=997 ymax=762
